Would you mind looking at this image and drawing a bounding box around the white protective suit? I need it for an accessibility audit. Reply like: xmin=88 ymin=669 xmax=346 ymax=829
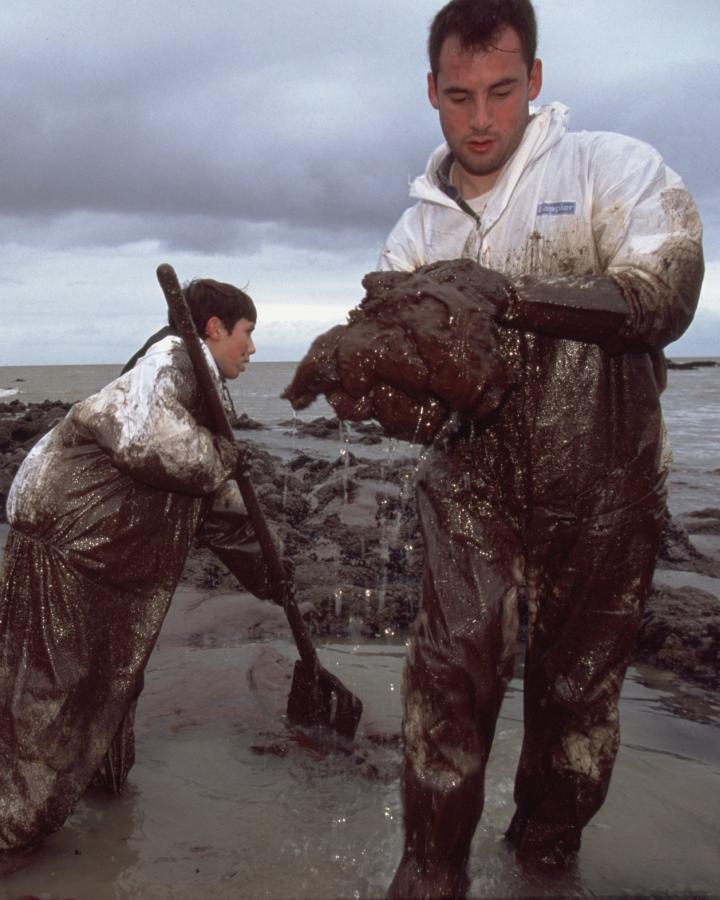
xmin=381 ymin=102 xmax=701 ymax=318
xmin=0 ymin=335 xmax=270 ymax=851
xmin=379 ymin=102 xmax=704 ymax=892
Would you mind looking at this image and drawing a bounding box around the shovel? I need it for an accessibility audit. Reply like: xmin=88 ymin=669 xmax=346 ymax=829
xmin=156 ymin=263 xmax=363 ymax=745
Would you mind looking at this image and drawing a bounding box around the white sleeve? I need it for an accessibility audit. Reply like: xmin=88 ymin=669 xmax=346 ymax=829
xmin=378 ymin=206 xmax=428 ymax=273
xmin=75 ymin=344 xmax=231 ymax=496
xmin=591 ymin=134 xmax=703 ymax=349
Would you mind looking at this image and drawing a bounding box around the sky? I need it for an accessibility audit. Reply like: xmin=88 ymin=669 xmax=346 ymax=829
xmin=1 ymin=0 xmax=718 ymax=365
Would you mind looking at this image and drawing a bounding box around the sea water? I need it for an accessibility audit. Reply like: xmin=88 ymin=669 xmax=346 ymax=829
xmin=2 ymin=359 xmax=718 ymax=514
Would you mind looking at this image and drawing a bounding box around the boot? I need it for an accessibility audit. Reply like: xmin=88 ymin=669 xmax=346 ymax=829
xmin=505 ymin=809 xmax=580 ymax=870
xmin=387 ymin=765 xmax=483 ymax=899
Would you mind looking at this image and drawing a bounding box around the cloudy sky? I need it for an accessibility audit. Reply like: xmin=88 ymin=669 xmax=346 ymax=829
xmin=1 ymin=0 xmax=718 ymax=365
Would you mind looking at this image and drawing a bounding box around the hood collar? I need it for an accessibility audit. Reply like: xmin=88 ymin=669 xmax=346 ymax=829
xmin=410 ymin=102 xmax=570 ymax=222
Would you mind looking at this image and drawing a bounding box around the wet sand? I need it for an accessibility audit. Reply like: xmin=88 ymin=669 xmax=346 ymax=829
xmin=0 ymin=520 xmax=719 ymax=899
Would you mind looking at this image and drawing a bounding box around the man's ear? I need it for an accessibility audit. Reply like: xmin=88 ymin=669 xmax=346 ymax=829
xmin=427 ymin=71 xmax=440 ymax=109
xmin=528 ymin=58 xmax=542 ymax=102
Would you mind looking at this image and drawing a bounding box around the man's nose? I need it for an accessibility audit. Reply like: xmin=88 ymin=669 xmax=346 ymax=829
xmin=469 ymin=97 xmax=491 ymax=130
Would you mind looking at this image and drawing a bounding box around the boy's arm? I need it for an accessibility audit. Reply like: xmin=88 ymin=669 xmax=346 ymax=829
xmin=197 ymin=481 xmax=286 ymax=601
xmin=77 ymin=342 xmax=234 ymax=495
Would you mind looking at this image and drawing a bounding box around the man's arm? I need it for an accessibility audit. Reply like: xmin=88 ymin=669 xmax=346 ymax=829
xmin=499 ymin=140 xmax=703 ymax=353
xmin=378 ymin=206 xmax=429 ymax=273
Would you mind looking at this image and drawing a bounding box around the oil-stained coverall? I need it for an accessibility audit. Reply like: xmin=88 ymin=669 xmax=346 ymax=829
xmin=377 ymin=102 xmax=703 ymax=893
xmin=0 ymin=336 xmax=272 ymax=851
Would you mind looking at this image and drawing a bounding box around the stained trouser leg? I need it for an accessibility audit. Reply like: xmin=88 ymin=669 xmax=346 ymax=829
xmin=509 ymin=475 xmax=666 ymax=862
xmin=388 ymin=444 xmax=522 ymax=899
xmin=90 ymin=690 xmax=141 ymax=795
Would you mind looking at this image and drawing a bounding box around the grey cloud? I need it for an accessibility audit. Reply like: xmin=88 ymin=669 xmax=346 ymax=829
xmin=1 ymin=0 xmax=435 ymax=252
xmin=0 ymin=207 xmax=391 ymax=258
xmin=0 ymin=0 xmax=717 ymax=262
xmin=548 ymin=60 xmax=720 ymax=251
xmin=0 ymin=67 xmax=428 ymax=243
xmin=556 ymin=62 xmax=718 ymax=195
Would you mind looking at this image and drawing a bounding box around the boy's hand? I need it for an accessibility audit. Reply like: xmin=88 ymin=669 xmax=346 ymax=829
xmin=213 ymin=434 xmax=241 ymax=475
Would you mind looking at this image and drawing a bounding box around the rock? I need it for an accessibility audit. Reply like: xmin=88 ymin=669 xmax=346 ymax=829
xmin=0 ymin=401 xmax=73 ymax=522
xmin=658 ymin=508 xmax=720 ymax=577
xmin=0 ymin=400 xmax=26 ymax=413
xmin=677 ymin=507 xmax=720 ymax=536
xmin=278 ymin=415 xmax=392 ymax=446
xmin=232 ymin=413 xmax=265 ymax=430
xmin=280 ymin=415 xmax=341 ymax=439
xmin=637 ymin=585 xmax=720 ymax=687
xmin=666 ymin=358 xmax=719 ymax=370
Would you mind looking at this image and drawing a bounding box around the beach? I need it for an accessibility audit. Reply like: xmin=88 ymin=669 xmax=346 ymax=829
xmin=0 ymin=362 xmax=718 ymax=898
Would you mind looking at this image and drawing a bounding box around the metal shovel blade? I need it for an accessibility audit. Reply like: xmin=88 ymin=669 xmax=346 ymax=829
xmin=287 ymin=659 xmax=363 ymax=744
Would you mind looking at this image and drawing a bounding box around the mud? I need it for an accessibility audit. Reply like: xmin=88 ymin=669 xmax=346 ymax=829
xmin=1 ymin=401 xmax=718 ymax=689
xmin=282 ymin=261 xmax=515 ymax=443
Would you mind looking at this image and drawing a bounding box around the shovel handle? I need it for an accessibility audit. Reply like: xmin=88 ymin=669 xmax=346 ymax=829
xmin=155 ymin=263 xmax=318 ymax=667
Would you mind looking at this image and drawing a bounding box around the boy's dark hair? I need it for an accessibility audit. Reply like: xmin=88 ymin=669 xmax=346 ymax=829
xmin=181 ymin=278 xmax=257 ymax=337
xmin=428 ymin=0 xmax=537 ymax=78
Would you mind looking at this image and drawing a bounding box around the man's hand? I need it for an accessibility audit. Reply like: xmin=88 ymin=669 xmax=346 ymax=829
xmin=416 ymin=259 xmax=516 ymax=318
xmin=282 ymin=259 xmax=517 ymax=443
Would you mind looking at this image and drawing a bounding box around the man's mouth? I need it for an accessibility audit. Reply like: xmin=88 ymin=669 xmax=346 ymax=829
xmin=466 ymin=136 xmax=495 ymax=153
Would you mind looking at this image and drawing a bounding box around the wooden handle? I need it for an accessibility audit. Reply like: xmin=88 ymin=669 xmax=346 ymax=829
xmin=155 ymin=263 xmax=318 ymax=667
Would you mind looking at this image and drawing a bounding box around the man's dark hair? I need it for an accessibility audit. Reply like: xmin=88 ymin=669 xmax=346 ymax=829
xmin=181 ymin=278 xmax=257 ymax=337
xmin=428 ymin=0 xmax=537 ymax=78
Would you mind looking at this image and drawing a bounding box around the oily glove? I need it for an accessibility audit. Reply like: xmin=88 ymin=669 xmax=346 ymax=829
xmin=200 ymin=507 xmax=295 ymax=604
xmin=374 ymin=261 xmax=632 ymax=352
xmin=282 ymin=260 xmax=514 ymax=444
xmin=388 ymin=260 xmax=632 ymax=352
xmin=246 ymin=552 xmax=296 ymax=605
xmin=417 ymin=258 xmax=516 ymax=318
xmin=269 ymin=556 xmax=296 ymax=607
xmin=504 ymin=275 xmax=631 ymax=352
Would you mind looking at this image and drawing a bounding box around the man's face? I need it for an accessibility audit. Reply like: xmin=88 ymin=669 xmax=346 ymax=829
xmin=428 ymin=26 xmax=542 ymax=195
xmin=206 ymin=316 xmax=256 ymax=379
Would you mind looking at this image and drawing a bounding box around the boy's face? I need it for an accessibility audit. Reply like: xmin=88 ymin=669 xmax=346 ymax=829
xmin=205 ymin=316 xmax=256 ymax=379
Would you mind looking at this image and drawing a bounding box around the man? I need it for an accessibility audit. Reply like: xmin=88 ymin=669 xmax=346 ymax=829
xmin=0 ymin=278 xmax=274 ymax=854
xmin=379 ymin=0 xmax=704 ymax=896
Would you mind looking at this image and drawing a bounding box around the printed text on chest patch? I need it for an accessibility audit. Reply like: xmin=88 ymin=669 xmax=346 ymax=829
xmin=537 ymin=201 xmax=576 ymax=216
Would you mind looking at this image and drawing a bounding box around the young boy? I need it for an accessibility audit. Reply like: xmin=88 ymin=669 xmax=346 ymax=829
xmin=0 ymin=278 xmax=272 ymax=852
